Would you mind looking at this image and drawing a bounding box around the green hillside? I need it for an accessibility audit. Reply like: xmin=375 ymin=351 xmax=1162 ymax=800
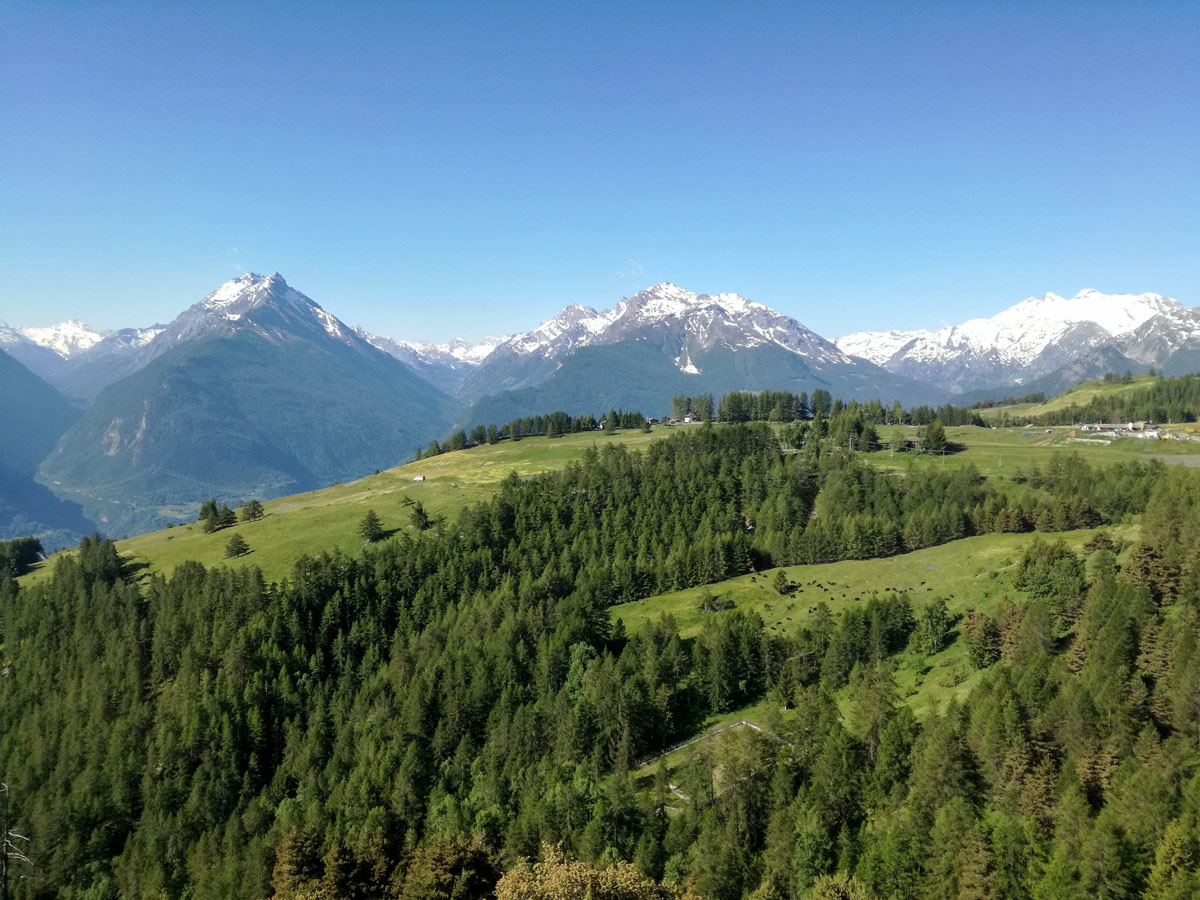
xmin=978 ymin=375 xmax=1161 ymax=420
xmin=28 ymin=416 xmax=1200 ymax=586
xmin=611 ymin=523 xmax=1136 ymax=722
xmin=8 ymin=419 xmax=1200 ymax=900
xmin=24 ymin=426 xmax=671 ymax=585
xmin=866 ymin=421 xmax=1200 ymax=473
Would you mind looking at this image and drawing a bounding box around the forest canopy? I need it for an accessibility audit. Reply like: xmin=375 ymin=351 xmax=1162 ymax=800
xmin=1 ymin=422 xmax=1198 ymax=900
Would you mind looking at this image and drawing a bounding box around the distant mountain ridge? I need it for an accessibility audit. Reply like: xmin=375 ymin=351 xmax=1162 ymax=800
xmin=837 ymin=289 xmax=1192 ymax=395
xmin=355 ymin=330 xmax=508 ymax=393
xmin=23 ymin=281 xmax=1199 ymax=409
xmin=453 ymin=282 xmax=948 ymax=423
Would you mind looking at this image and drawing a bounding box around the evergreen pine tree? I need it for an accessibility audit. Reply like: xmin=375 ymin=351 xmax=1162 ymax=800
xmin=411 ymin=501 xmax=431 ymax=531
xmin=224 ymin=533 xmax=249 ymax=558
xmin=240 ymin=499 xmax=265 ymax=522
xmin=358 ymin=509 xmax=384 ymax=543
xmin=920 ymin=419 xmax=947 ymax=453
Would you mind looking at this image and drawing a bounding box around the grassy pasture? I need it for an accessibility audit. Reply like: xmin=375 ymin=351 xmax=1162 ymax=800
xmin=864 ymin=423 xmax=1200 ymax=475
xmin=612 ymin=524 xmax=1136 ymax=722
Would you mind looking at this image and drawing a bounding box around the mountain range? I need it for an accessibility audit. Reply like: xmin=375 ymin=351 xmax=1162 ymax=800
xmin=837 ymin=289 xmax=1196 ymax=397
xmin=3 ymin=276 xmax=1196 ymax=541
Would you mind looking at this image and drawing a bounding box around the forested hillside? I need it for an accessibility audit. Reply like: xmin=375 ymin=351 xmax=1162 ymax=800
xmin=1020 ymin=373 xmax=1200 ymax=426
xmin=1 ymin=423 xmax=1198 ymax=899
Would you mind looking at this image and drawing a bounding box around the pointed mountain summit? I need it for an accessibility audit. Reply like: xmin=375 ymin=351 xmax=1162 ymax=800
xmin=47 ymin=273 xmax=382 ymax=400
xmin=40 ymin=273 xmax=455 ymax=537
xmin=159 ymin=272 xmax=364 ymax=350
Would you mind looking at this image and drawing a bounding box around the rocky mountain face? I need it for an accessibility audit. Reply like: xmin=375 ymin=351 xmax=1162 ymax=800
xmin=354 ymin=331 xmax=508 ymax=393
xmin=0 ymin=350 xmax=91 ymax=546
xmin=0 ymin=321 xmax=70 ymax=384
xmin=19 ymin=320 xmax=106 ymax=357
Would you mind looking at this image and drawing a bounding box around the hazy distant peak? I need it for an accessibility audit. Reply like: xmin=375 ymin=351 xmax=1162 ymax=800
xmin=19 ymin=320 xmax=108 ymax=358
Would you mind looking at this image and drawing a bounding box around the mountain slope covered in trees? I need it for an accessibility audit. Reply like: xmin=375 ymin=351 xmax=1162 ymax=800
xmin=3 ymin=421 xmax=1199 ymax=899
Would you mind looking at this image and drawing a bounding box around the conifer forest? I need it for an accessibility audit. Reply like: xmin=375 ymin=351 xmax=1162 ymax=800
xmin=2 ymin=414 xmax=1199 ymax=900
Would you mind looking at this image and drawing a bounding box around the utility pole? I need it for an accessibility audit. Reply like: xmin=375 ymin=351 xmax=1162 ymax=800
xmin=1 ymin=783 xmax=31 ymax=900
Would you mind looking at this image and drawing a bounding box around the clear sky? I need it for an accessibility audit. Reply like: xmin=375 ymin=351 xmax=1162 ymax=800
xmin=2 ymin=0 xmax=1197 ymax=342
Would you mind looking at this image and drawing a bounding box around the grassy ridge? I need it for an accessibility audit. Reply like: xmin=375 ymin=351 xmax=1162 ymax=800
xmin=26 ymin=416 xmax=1197 ymax=587
xmin=621 ymin=524 xmax=1135 ymax=794
xmin=976 ymin=375 xmax=1162 ymax=421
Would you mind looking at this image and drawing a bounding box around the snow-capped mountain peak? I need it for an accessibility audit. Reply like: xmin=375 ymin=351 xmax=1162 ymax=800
xmin=198 ymin=272 xmax=315 ymax=319
xmin=486 ymin=282 xmax=851 ymax=369
xmin=19 ymin=320 xmax=108 ymax=358
xmin=124 ymin=272 xmax=375 ymax=360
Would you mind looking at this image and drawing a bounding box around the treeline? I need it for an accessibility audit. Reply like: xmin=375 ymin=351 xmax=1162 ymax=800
xmin=968 ymin=391 xmax=1046 ymax=409
xmin=420 ymin=391 xmax=991 ymax=465
xmin=680 ymin=390 xmax=985 ymax=428
xmin=0 ymin=536 xmax=43 ymax=578
xmin=1031 ymin=374 xmax=1200 ymax=426
xmin=418 ymin=409 xmax=647 ymax=460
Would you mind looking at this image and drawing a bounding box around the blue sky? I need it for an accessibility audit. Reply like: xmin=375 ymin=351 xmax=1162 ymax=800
xmin=3 ymin=0 xmax=1196 ymax=342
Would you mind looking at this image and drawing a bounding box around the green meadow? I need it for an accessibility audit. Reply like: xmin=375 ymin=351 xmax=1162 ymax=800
xmin=616 ymin=523 xmax=1136 ymax=772
xmin=866 ymin=422 xmax=1200 ymax=475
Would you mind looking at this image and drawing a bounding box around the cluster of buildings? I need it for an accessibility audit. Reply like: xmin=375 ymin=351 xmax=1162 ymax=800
xmin=1078 ymin=422 xmax=1170 ymax=440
